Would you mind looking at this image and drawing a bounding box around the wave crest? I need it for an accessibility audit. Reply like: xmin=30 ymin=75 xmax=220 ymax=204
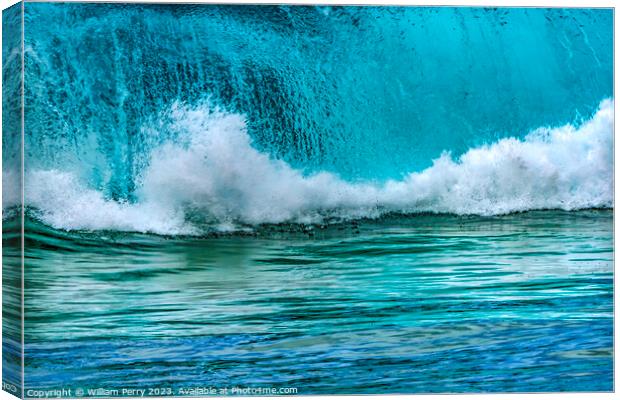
xmin=13 ymin=99 xmax=613 ymax=235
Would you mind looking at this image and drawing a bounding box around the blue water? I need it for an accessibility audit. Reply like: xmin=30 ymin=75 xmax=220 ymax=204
xmin=19 ymin=4 xmax=613 ymax=193
xmin=2 ymin=3 xmax=614 ymax=395
xmin=17 ymin=211 xmax=614 ymax=393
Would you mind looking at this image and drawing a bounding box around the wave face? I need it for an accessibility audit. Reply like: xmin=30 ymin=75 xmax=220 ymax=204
xmin=7 ymin=4 xmax=614 ymax=234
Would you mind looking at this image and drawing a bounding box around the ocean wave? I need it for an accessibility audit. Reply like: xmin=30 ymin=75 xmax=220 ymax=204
xmin=7 ymin=99 xmax=613 ymax=235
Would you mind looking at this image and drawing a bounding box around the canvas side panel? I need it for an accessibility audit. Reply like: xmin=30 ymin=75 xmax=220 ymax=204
xmin=2 ymin=2 xmax=23 ymax=398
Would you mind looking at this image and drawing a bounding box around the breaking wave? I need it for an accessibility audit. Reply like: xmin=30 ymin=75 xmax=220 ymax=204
xmin=11 ymin=98 xmax=613 ymax=235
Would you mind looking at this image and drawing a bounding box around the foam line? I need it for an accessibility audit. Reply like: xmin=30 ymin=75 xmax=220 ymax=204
xmin=7 ymin=99 xmax=613 ymax=235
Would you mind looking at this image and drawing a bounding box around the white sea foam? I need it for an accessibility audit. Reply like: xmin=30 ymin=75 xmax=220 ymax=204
xmin=9 ymin=99 xmax=614 ymax=235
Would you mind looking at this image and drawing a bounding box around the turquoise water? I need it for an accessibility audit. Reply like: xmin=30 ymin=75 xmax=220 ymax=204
xmin=15 ymin=211 xmax=613 ymax=393
xmin=2 ymin=3 xmax=614 ymax=395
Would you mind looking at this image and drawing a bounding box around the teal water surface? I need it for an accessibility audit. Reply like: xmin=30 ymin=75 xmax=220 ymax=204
xmin=1 ymin=4 xmax=614 ymax=395
xmin=18 ymin=210 xmax=613 ymax=394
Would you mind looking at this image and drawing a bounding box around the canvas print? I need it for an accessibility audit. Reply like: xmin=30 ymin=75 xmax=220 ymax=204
xmin=2 ymin=2 xmax=614 ymax=397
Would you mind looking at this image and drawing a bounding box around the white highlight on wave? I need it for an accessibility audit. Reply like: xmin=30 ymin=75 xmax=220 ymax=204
xmin=10 ymin=99 xmax=614 ymax=235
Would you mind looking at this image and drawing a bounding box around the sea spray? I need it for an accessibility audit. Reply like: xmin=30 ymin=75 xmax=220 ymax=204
xmin=11 ymin=98 xmax=613 ymax=235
